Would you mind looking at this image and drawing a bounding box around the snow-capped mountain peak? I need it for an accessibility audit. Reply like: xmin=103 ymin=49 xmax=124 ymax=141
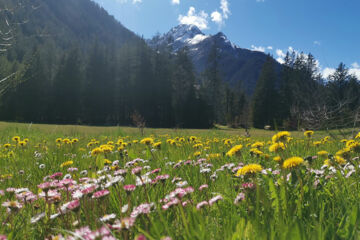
xmin=148 ymin=24 xmax=281 ymax=95
xmin=147 ymin=24 xmax=210 ymax=51
xmin=169 ymin=24 xmax=204 ymax=41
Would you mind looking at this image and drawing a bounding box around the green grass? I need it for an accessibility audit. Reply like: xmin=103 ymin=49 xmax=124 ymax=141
xmin=0 ymin=122 xmax=359 ymax=239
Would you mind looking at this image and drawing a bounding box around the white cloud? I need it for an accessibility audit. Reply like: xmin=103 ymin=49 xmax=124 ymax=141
xmin=349 ymin=68 xmax=360 ymax=79
xmin=322 ymin=67 xmax=336 ymax=79
xmin=132 ymin=0 xmax=141 ymax=3
xmin=321 ymin=62 xmax=360 ymax=80
xmin=178 ymin=7 xmax=209 ymax=30
xmin=210 ymin=0 xmax=231 ymax=28
xmin=267 ymin=46 xmax=273 ymax=50
xmin=350 ymin=62 xmax=360 ymax=79
xmin=251 ymin=45 xmax=265 ymax=52
xmin=256 ymin=0 xmax=265 ymax=2
xmin=351 ymin=62 xmax=360 ymax=69
xmin=220 ymin=0 xmax=230 ymax=19
xmin=171 ymin=0 xmax=180 ymax=5
xmin=211 ymin=11 xmax=223 ymax=24
xmin=313 ymin=41 xmax=321 ymax=46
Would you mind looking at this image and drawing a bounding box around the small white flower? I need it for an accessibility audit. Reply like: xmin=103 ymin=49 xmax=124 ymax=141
xmin=176 ymin=181 xmax=188 ymax=188
xmin=100 ymin=213 xmax=116 ymax=223
xmin=122 ymin=204 xmax=129 ymax=213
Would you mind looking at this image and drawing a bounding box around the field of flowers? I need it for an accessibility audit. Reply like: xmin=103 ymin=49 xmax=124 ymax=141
xmin=0 ymin=124 xmax=360 ymax=240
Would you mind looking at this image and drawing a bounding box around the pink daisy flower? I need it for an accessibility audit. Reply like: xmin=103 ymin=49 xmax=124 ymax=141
xmin=196 ymin=201 xmax=208 ymax=210
xmin=66 ymin=200 xmax=80 ymax=211
xmin=92 ymin=189 xmax=110 ymax=199
xmin=199 ymin=184 xmax=209 ymax=191
xmin=131 ymin=166 xmax=143 ymax=175
xmin=123 ymin=185 xmax=136 ymax=192
xmin=151 ymin=168 xmax=161 ymax=174
xmin=209 ymin=195 xmax=223 ymax=206
xmin=50 ymin=172 xmax=63 ymax=179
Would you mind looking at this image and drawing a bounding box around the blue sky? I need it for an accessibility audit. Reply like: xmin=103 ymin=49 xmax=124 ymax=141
xmin=92 ymin=0 xmax=360 ymax=78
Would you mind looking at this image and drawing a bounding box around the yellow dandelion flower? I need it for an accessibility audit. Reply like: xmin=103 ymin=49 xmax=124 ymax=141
xmin=224 ymin=139 xmax=232 ymax=145
xmin=349 ymin=142 xmax=360 ymax=153
xmin=273 ymin=156 xmax=282 ymax=162
xmin=304 ymin=130 xmax=314 ymax=138
xmin=104 ymin=159 xmax=112 ymax=165
xmin=3 ymin=143 xmax=11 ymax=148
xmin=189 ymin=136 xmax=197 ymax=141
xmin=313 ymin=141 xmax=322 ymax=146
xmin=323 ymin=136 xmax=330 ymax=142
xmin=60 ymin=161 xmax=73 ymax=168
xmin=12 ymin=136 xmax=20 ymax=142
xmin=140 ymin=138 xmax=154 ymax=145
xmin=324 ymin=159 xmax=331 ymax=166
xmin=250 ymin=148 xmax=263 ymax=157
xmin=193 ymin=143 xmax=203 ymax=149
xmin=100 ymin=144 xmax=114 ymax=153
xmin=226 ymin=145 xmax=243 ymax=157
xmin=346 ymin=140 xmax=355 ymax=148
xmin=355 ymin=132 xmax=360 ymax=139
xmin=194 ymin=151 xmax=201 ymax=157
xmin=235 ymin=164 xmax=263 ymax=176
xmin=283 ymin=157 xmax=304 ymax=169
xmin=317 ymin=150 xmax=328 ymax=157
xmin=336 ymin=148 xmax=351 ymax=159
xmin=272 ymin=131 xmax=291 ymax=143
xmin=91 ymin=147 xmax=103 ymax=156
xmin=334 ymin=156 xmax=346 ymax=165
xmin=269 ymin=142 xmax=285 ymax=153
xmin=153 ymin=142 xmax=162 ymax=149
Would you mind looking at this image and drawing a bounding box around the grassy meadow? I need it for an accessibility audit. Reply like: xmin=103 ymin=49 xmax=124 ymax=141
xmin=0 ymin=122 xmax=360 ymax=239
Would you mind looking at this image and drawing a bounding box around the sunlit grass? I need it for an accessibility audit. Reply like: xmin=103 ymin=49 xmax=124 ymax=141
xmin=0 ymin=122 xmax=359 ymax=239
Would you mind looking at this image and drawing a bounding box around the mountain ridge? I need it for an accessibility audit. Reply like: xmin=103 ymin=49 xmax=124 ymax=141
xmin=148 ymin=24 xmax=281 ymax=95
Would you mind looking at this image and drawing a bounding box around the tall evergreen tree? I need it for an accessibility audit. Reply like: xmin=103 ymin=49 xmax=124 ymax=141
xmin=252 ymin=56 xmax=280 ymax=128
xmin=203 ymin=44 xmax=224 ymax=124
xmin=50 ymin=48 xmax=83 ymax=123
